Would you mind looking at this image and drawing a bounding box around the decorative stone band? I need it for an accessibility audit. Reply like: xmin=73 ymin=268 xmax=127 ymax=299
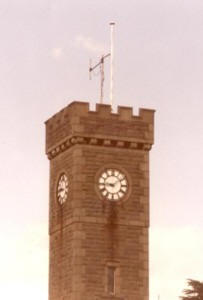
xmin=47 ymin=135 xmax=152 ymax=160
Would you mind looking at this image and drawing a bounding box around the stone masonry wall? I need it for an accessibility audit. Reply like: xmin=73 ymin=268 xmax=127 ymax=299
xmin=46 ymin=101 xmax=154 ymax=300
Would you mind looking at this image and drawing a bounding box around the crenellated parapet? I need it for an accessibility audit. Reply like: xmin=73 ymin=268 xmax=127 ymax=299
xmin=45 ymin=101 xmax=155 ymax=160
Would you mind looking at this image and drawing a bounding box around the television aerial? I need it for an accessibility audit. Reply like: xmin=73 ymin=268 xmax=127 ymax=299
xmin=89 ymin=22 xmax=115 ymax=106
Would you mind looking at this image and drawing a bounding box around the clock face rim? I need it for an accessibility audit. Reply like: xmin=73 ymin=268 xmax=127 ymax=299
xmin=95 ymin=165 xmax=131 ymax=204
xmin=56 ymin=172 xmax=69 ymax=205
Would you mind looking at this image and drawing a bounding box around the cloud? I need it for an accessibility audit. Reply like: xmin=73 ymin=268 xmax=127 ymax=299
xmin=51 ymin=47 xmax=63 ymax=59
xmin=75 ymin=35 xmax=108 ymax=55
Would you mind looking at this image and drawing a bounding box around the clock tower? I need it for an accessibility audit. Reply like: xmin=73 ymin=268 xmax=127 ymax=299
xmin=45 ymin=101 xmax=155 ymax=300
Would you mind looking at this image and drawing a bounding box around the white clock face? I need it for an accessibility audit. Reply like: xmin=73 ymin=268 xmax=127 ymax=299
xmin=98 ymin=168 xmax=128 ymax=201
xmin=57 ymin=173 xmax=68 ymax=205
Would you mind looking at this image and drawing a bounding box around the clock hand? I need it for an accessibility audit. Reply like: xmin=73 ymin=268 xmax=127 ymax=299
xmin=105 ymin=183 xmax=115 ymax=187
xmin=113 ymin=179 xmax=121 ymax=186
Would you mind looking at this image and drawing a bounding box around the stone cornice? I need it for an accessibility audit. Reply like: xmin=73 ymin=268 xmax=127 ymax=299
xmin=46 ymin=135 xmax=152 ymax=160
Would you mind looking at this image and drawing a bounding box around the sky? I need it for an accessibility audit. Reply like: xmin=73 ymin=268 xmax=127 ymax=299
xmin=1 ymin=0 xmax=203 ymax=299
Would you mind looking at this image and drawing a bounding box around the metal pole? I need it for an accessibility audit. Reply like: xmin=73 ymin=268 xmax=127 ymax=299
xmin=110 ymin=22 xmax=115 ymax=107
xmin=100 ymin=56 xmax=104 ymax=103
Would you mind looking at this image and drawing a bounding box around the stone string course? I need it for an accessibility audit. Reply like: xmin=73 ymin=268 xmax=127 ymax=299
xmin=47 ymin=135 xmax=152 ymax=160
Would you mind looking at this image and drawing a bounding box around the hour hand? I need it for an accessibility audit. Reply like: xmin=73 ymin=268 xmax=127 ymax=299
xmin=105 ymin=183 xmax=115 ymax=187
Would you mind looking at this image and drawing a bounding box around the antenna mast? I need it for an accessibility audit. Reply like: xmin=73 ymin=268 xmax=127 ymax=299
xmin=89 ymin=54 xmax=110 ymax=103
xmin=110 ymin=22 xmax=115 ymax=107
xmin=89 ymin=22 xmax=115 ymax=105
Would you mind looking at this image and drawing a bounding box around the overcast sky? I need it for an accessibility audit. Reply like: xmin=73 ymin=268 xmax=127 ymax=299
xmin=1 ymin=1 xmax=203 ymax=300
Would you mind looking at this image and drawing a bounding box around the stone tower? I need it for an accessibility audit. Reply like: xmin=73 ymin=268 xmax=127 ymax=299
xmin=45 ymin=101 xmax=155 ymax=300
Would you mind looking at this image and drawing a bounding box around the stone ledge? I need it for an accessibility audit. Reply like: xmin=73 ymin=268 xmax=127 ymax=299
xmin=47 ymin=135 xmax=152 ymax=160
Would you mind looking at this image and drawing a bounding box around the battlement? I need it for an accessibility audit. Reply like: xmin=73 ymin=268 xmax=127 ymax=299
xmin=45 ymin=101 xmax=155 ymax=159
xmin=45 ymin=101 xmax=155 ymax=125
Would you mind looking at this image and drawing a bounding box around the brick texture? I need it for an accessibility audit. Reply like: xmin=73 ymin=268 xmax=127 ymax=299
xmin=46 ymin=101 xmax=155 ymax=300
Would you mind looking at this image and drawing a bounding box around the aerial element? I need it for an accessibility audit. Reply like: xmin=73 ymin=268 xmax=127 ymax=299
xmin=89 ymin=22 xmax=115 ymax=106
